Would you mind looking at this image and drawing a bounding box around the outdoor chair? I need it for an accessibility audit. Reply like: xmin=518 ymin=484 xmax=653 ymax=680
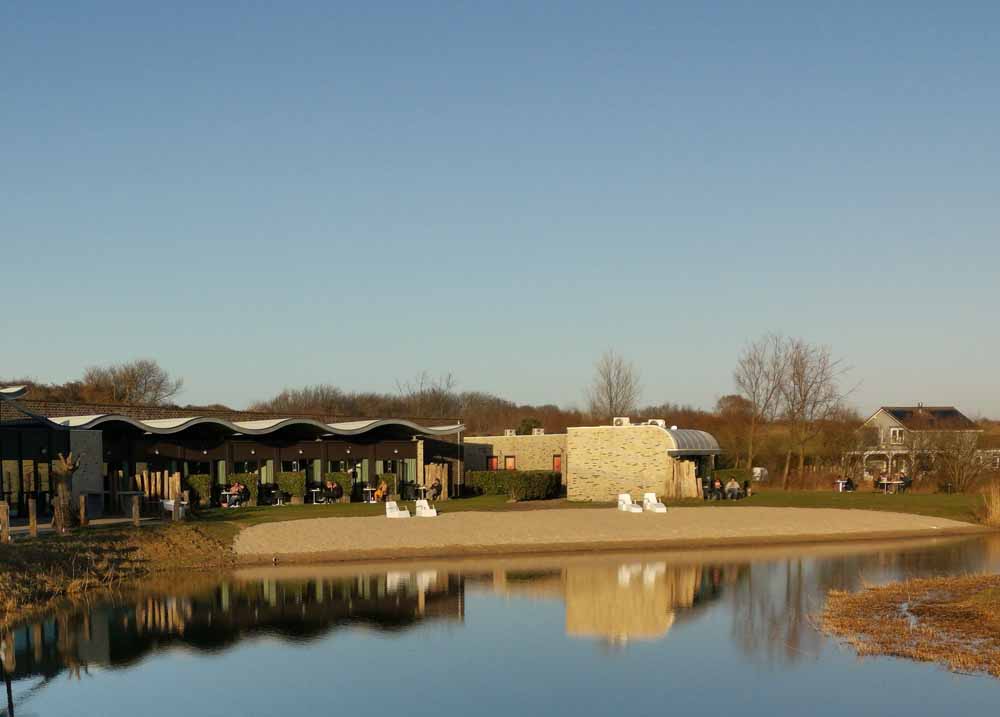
xmin=617 ymin=494 xmax=643 ymax=513
xmin=415 ymin=499 xmax=437 ymax=517
xmin=385 ymin=501 xmax=411 ymax=519
xmin=642 ymin=492 xmax=667 ymax=513
xmin=161 ymin=497 xmax=188 ymax=519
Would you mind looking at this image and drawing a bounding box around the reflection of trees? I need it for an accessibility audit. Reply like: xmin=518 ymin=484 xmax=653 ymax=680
xmin=2 ymin=570 xmax=464 ymax=684
xmin=730 ymin=536 xmax=1000 ymax=666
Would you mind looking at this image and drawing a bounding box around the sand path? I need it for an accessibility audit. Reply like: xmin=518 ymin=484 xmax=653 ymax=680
xmin=234 ymin=507 xmax=982 ymax=563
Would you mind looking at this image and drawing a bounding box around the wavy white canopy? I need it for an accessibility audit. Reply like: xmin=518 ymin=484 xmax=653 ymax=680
xmin=44 ymin=414 xmax=463 ymax=437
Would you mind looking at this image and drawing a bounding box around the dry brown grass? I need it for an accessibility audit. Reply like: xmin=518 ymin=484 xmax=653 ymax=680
xmin=0 ymin=522 xmax=234 ymax=628
xmin=981 ymin=482 xmax=1000 ymax=527
xmin=822 ymin=574 xmax=1000 ymax=678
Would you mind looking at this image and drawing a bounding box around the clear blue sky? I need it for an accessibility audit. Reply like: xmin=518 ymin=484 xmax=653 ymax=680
xmin=2 ymin=2 xmax=998 ymax=416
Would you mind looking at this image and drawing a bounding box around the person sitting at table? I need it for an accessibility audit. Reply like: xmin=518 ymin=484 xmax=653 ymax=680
xmin=373 ymin=479 xmax=389 ymax=502
xmin=226 ymin=481 xmax=243 ymax=508
xmin=322 ymin=479 xmax=343 ymax=503
xmin=429 ymin=477 xmax=442 ymax=501
xmin=709 ymin=478 xmax=724 ymax=500
xmin=844 ymin=476 xmax=856 ymax=492
xmin=725 ymin=477 xmax=741 ymax=500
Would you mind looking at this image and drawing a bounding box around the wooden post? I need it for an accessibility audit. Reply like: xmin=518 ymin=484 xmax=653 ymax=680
xmin=79 ymin=494 xmax=89 ymax=527
xmin=28 ymin=498 xmax=37 ymax=538
xmin=0 ymin=502 xmax=9 ymax=544
xmin=131 ymin=495 xmax=140 ymax=527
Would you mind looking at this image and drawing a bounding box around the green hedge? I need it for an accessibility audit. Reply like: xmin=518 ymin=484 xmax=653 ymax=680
xmin=185 ymin=473 xmax=213 ymax=507
xmin=327 ymin=472 xmax=352 ymax=501
xmin=277 ymin=471 xmax=307 ymax=500
xmin=230 ymin=473 xmax=259 ymax=506
xmin=714 ymin=468 xmax=752 ymax=484
xmin=465 ymin=471 xmax=561 ymax=501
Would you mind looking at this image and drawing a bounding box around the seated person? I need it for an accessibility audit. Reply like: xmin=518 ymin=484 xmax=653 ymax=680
xmin=844 ymin=477 xmax=856 ymax=492
xmin=373 ymin=479 xmax=388 ymax=502
xmin=227 ymin=482 xmax=243 ymax=508
xmin=322 ymin=480 xmax=343 ymax=503
xmin=709 ymin=478 xmax=724 ymax=500
xmin=725 ymin=478 xmax=741 ymax=500
xmin=428 ymin=477 xmax=443 ymax=501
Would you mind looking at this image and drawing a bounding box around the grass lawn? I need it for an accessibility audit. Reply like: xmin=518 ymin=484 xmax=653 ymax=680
xmin=191 ymin=488 xmax=986 ymax=530
xmin=666 ymin=487 xmax=982 ymax=524
xmin=194 ymin=495 xmax=612 ymax=530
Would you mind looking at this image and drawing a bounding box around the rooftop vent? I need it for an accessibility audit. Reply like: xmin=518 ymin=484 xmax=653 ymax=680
xmin=504 ymin=428 xmax=516 ymax=437
xmin=532 ymin=427 xmax=545 ymax=435
xmin=645 ymin=419 xmax=666 ymax=428
xmin=612 ymin=417 xmax=631 ymax=427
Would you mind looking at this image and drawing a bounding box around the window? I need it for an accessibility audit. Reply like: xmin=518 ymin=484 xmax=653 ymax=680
xmin=890 ymin=428 xmax=904 ymax=445
xmin=504 ymin=456 xmax=516 ymax=470
xmin=328 ymin=459 xmax=346 ymax=473
xmin=487 ymin=456 xmax=499 ymax=471
xmin=553 ymin=455 xmax=562 ymax=473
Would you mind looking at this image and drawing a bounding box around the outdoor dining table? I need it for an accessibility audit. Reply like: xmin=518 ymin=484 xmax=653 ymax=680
xmin=835 ymin=479 xmax=848 ymax=492
xmin=363 ymin=487 xmax=377 ymax=503
xmin=414 ymin=485 xmax=428 ymax=499
xmin=309 ymin=488 xmax=321 ymax=503
xmin=879 ymin=480 xmax=904 ymax=494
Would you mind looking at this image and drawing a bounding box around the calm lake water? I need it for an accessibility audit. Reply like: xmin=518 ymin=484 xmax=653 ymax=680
xmin=4 ymin=535 xmax=1000 ymax=716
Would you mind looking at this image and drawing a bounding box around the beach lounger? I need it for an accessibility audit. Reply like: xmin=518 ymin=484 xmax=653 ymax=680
xmin=642 ymin=492 xmax=667 ymax=513
xmin=385 ymin=501 xmax=411 ymax=519
xmin=415 ymin=499 xmax=437 ymax=517
xmin=617 ymin=494 xmax=643 ymax=513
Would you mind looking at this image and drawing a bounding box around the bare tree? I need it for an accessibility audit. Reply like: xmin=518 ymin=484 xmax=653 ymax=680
xmin=915 ymin=430 xmax=985 ymax=492
xmin=81 ymin=359 xmax=183 ymax=405
xmin=780 ymin=339 xmax=850 ymax=489
xmin=733 ymin=334 xmax=789 ymax=472
xmin=586 ymin=349 xmax=641 ymax=421
xmin=395 ymin=371 xmax=458 ymax=418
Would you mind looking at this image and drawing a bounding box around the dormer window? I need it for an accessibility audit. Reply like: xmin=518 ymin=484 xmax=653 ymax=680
xmin=890 ymin=428 xmax=904 ymax=444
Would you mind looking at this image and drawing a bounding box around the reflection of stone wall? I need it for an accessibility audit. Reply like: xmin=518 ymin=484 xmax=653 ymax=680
xmin=563 ymin=562 xmax=700 ymax=642
xmin=464 ymin=434 xmax=566 ymax=473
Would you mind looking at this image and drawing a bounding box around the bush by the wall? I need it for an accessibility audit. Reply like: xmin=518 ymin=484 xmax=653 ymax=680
xmin=277 ymin=471 xmax=307 ymax=501
xmin=185 ymin=473 xmax=213 ymax=507
xmin=230 ymin=473 xmax=259 ymax=506
xmin=465 ymin=471 xmax=561 ymax=501
xmin=714 ymin=468 xmax=752 ymax=484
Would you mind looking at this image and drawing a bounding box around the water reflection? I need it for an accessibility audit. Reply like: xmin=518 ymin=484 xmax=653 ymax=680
xmin=3 ymin=534 xmax=1000 ymax=714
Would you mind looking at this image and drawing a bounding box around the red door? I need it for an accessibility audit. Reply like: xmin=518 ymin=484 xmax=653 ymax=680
xmin=553 ymin=455 xmax=562 ymax=473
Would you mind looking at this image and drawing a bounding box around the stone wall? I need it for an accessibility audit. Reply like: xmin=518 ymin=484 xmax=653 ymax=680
xmin=464 ymin=434 xmax=567 ymax=473
xmin=565 ymin=425 xmax=702 ymax=501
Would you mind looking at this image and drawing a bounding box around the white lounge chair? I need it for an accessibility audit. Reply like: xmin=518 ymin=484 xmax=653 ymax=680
xmin=385 ymin=501 xmax=411 ymax=518
xmin=415 ymin=499 xmax=437 ymax=517
xmin=642 ymin=492 xmax=667 ymax=513
xmin=617 ymin=494 xmax=643 ymax=513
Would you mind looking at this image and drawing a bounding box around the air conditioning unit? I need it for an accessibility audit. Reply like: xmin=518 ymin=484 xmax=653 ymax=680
xmin=612 ymin=417 xmax=631 ymax=427
xmin=646 ymin=419 xmax=666 ymax=428
xmin=504 ymin=428 xmax=516 ymax=437
xmin=532 ymin=428 xmax=545 ymax=435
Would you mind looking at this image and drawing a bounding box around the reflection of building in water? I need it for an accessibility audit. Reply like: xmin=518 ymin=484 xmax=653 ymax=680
xmin=472 ymin=561 xmax=731 ymax=644
xmin=0 ymin=570 xmax=463 ymax=682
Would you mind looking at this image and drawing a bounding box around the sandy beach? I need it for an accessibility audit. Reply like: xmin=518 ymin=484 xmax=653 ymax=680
xmin=234 ymin=507 xmax=984 ymax=564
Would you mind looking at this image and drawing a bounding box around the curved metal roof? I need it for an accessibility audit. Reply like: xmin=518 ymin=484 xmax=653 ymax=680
xmin=665 ymin=428 xmax=721 ymax=456
xmin=0 ymin=386 xmax=28 ymax=401
xmin=44 ymin=414 xmax=463 ymax=437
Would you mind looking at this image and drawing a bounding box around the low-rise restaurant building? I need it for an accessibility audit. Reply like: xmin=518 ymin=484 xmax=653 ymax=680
xmin=0 ymin=386 xmax=463 ymax=518
xmin=465 ymin=418 xmax=721 ymax=500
